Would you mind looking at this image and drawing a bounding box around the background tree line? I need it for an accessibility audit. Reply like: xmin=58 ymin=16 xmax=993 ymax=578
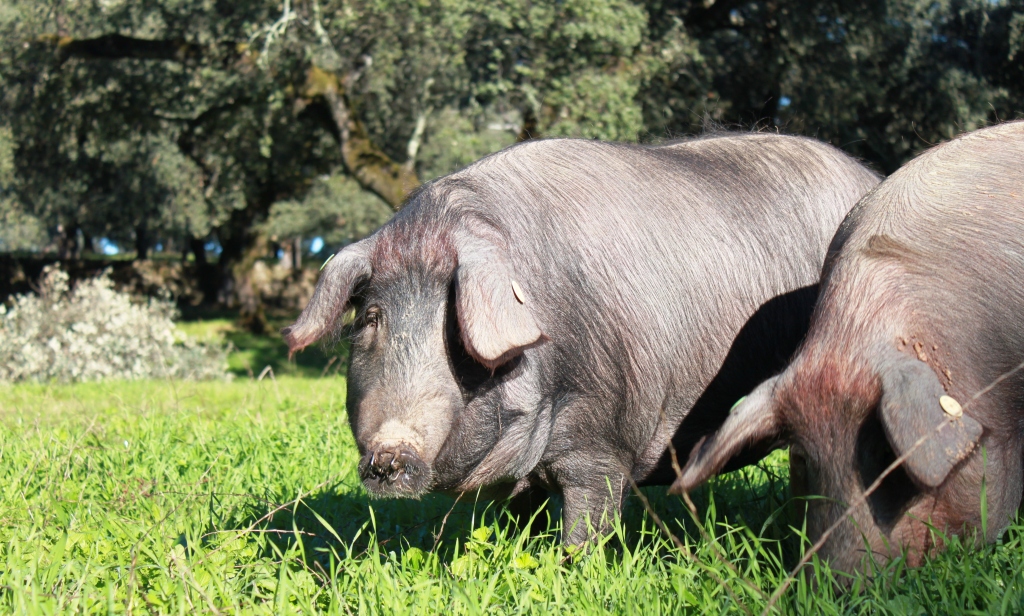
xmin=1 ymin=0 xmax=1022 ymax=324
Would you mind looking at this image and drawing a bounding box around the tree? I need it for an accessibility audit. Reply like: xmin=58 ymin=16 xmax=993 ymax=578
xmin=641 ymin=0 xmax=1024 ymax=172
xmin=3 ymin=0 xmax=1021 ymax=319
xmin=1 ymin=1 xmax=340 ymax=309
xmin=0 ymin=126 xmax=46 ymax=252
xmin=1 ymin=0 xmax=659 ymax=317
xmin=253 ymin=0 xmax=659 ymax=200
xmin=460 ymin=0 xmax=659 ymax=141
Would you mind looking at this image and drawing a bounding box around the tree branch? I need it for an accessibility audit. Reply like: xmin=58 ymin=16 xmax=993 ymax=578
xmin=404 ymin=109 xmax=431 ymax=172
xmin=404 ymin=77 xmax=435 ymax=171
xmin=40 ymin=30 xmax=416 ymax=210
xmin=38 ymin=33 xmax=247 ymax=66
xmin=304 ymin=65 xmax=419 ymax=210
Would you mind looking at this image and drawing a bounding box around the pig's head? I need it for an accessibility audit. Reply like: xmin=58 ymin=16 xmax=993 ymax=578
xmin=671 ymin=345 xmax=984 ymax=572
xmin=283 ymin=212 xmax=544 ymax=498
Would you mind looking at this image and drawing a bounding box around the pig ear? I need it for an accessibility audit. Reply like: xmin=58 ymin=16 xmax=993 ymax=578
xmin=875 ymin=349 xmax=983 ymax=489
xmin=282 ymin=240 xmax=373 ymax=353
xmin=454 ymin=232 xmax=544 ymax=370
xmin=670 ymin=376 xmax=784 ymax=494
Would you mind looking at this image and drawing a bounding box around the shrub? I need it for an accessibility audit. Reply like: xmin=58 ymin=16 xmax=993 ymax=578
xmin=0 ymin=266 xmax=227 ymax=383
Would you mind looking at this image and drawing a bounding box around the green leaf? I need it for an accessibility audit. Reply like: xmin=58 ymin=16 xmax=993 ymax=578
xmin=471 ymin=525 xmax=493 ymax=543
xmin=512 ymin=552 xmax=540 ymax=570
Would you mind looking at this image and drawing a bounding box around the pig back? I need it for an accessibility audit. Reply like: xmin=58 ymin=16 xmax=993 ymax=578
xmin=817 ymin=121 xmax=1024 ymax=393
xmin=440 ymin=134 xmax=879 ymax=463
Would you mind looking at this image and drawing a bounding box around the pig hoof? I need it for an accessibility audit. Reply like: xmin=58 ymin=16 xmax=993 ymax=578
xmin=359 ymin=446 xmax=429 ymax=497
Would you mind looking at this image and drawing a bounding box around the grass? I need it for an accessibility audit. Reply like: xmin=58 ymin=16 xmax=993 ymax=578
xmin=2 ymin=325 xmax=1024 ymax=613
xmin=175 ymin=312 xmax=344 ymax=379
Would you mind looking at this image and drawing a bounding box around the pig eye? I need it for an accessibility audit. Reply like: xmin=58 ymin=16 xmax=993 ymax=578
xmin=364 ymin=307 xmax=381 ymax=329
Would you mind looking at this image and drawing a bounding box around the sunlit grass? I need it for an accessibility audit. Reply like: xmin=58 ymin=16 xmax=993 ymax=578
xmin=175 ymin=318 xmax=235 ymax=344
xmin=0 ymin=375 xmax=1022 ymax=613
xmin=175 ymin=315 xmax=343 ymax=379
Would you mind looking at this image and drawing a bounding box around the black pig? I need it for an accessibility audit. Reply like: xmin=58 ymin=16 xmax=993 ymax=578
xmin=675 ymin=121 xmax=1024 ymax=571
xmin=285 ymin=135 xmax=879 ymax=542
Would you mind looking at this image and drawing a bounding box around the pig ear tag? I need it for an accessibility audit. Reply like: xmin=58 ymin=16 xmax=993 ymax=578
xmin=511 ymin=280 xmax=526 ymax=304
xmin=939 ymin=395 xmax=963 ymax=418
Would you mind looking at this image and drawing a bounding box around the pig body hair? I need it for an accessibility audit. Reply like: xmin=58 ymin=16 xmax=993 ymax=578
xmin=286 ymin=132 xmax=880 ymax=542
xmin=677 ymin=121 xmax=1024 ymax=572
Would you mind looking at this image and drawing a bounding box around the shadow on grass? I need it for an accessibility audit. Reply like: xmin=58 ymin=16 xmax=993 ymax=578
xmin=216 ymin=482 xmax=555 ymax=575
xmin=195 ymin=446 xmax=1024 ymax=612
xmin=222 ymin=328 xmax=348 ymax=379
xmin=226 ymin=452 xmax=802 ymax=574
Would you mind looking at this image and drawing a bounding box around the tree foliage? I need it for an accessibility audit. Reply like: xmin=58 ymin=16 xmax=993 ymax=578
xmin=643 ymin=0 xmax=1024 ymax=172
xmin=1 ymin=0 xmax=1021 ymax=307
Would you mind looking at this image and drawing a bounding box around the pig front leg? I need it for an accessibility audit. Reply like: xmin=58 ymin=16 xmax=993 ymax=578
xmin=555 ymin=461 xmax=631 ymax=544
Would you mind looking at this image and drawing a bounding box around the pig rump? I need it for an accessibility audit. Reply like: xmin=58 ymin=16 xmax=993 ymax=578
xmin=675 ymin=345 xmax=982 ymax=494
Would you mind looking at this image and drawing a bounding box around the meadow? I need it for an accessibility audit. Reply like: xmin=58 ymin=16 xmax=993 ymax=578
xmin=2 ymin=320 xmax=1024 ymax=614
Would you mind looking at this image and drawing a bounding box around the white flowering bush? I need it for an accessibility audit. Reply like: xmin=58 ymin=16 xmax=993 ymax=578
xmin=0 ymin=266 xmax=228 ymax=383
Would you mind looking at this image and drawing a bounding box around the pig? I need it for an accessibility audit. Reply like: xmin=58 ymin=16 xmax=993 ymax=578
xmin=673 ymin=121 xmax=1024 ymax=572
xmin=284 ymin=134 xmax=879 ymax=543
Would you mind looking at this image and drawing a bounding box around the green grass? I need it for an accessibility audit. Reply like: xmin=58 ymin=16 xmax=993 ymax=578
xmin=175 ymin=313 xmax=344 ymax=379
xmin=2 ymin=372 xmax=1024 ymax=613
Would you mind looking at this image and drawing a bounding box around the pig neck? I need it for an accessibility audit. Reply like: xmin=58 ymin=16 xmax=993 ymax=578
xmin=779 ymin=265 xmax=910 ymax=436
xmin=443 ymin=354 xmax=556 ymax=493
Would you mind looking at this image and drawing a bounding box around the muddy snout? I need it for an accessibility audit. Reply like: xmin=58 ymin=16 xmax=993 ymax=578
xmin=359 ymin=445 xmax=430 ymax=497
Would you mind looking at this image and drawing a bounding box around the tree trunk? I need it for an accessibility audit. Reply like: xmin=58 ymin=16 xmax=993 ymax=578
xmin=47 ymin=34 xmax=421 ymax=318
xmin=187 ymin=235 xmax=223 ymax=305
xmin=517 ymin=106 xmax=540 ymax=142
xmin=57 ymin=224 xmax=79 ymax=260
xmin=214 ymin=196 xmax=275 ymax=332
xmin=231 ymin=234 xmax=270 ymax=334
xmin=293 ymin=236 xmax=302 ymax=271
xmin=278 ymin=240 xmax=293 ymax=269
xmin=761 ymin=0 xmax=783 ymax=125
xmin=189 ymin=236 xmax=208 ymax=266
xmin=81 ymin=231 xmax=94 ymax=256
xmin=134 ymin=223 xmax=149 ymax=260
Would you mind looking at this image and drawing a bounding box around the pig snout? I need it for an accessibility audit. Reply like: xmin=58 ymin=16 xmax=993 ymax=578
xmin=359 ymin=445 xmax=430 ymax=497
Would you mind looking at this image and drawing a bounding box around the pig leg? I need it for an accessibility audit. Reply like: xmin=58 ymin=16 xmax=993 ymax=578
xmin=556 ymin=462 xmax=631 ymax=544
xmin=506 ymin=484 xmax=550 ymax=536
